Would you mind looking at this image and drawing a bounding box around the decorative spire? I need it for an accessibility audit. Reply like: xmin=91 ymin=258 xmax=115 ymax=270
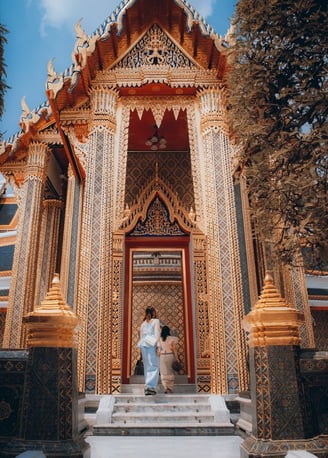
xmin=255 ymin=272 xmax=290 ymax=309
xmin=243 ymin=272 xmax=304 ymax=347
xmin=24 ymin=274 xmax=78 ymax=348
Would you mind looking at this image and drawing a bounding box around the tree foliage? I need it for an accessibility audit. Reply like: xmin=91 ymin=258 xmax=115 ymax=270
xmin=226 ymin=0 xmax=328 ymax=266
xmin=0 ymin=23 xmax=9 ymax=122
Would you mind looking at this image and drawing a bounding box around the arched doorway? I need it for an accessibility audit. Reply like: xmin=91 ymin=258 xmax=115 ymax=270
xmin=117 ymin=171 xmax=201 ymax=386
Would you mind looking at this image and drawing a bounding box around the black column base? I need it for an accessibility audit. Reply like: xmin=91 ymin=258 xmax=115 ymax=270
xmin=240 ymin=435 xmax=328 ymax=458
xmin=1 ymin=437 xmax=90 ymax=458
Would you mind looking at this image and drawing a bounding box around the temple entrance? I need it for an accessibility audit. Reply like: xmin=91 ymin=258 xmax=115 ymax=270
xmin=122 ymin=236 xmax=195 ymax=384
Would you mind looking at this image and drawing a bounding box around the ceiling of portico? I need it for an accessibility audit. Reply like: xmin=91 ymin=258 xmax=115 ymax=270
xmin=127 ymin=96 xmax=189 ymax=152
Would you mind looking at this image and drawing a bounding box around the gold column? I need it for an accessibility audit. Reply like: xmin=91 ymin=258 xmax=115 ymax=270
xmin=76 ymin=87 xmax=119 ymax=394
xmin=198 ymin=87 xmax=248 ymax=394
xmin=3 ymin=142 xmax=50 ymax=348
xmin=34 ymin=198 xmax=63 ymax=305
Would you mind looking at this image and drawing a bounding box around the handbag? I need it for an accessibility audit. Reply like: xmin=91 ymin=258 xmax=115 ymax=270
xmin=134 ymin=357 xmax=144 ymax=376
xmin=144 ymin=334 xmax=157 ymax=346
xmin=172 ymin=360 xmax=183 ymax=373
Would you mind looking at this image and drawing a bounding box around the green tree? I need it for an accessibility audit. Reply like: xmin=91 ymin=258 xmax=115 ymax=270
xmin=0 ymin=23 xmax=9 ymax=122
xmin=226 ymin=0 xmax=328 ymax=266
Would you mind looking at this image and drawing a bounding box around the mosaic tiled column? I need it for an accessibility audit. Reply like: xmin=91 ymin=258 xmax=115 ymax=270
xmin=198 ymin=88 xmax=248 ymax=394
xmin=34 ymin=198 xmax=62 ymax=305
xmin=76 ymin=88 xmax=121 ymax=394
xmin=241 ymin=272 xmax=313 ymax=458
xmin=3 ymin=142 xmax=50 ymax=348
xmin=282 ymin=263 xmax=315 ymax=349
xmin=59 ymin=165 xmax=81 ymax=306
xmin=2 ymin=275 xmax=89 ymax=457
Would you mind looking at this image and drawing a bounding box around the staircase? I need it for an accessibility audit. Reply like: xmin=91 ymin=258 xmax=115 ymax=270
xmin=84 ymin=384 xmax=235 ymax=436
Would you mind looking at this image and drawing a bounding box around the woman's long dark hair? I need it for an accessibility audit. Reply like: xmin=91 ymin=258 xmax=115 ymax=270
xmin=161 ymin=325 xmax=171 ymax=341
xmin=143 ymin=307 xmax=156 ymax=321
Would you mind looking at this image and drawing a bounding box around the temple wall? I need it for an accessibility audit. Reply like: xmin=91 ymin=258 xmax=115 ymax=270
xmin=312 ymin=310 xmax=328 ymax=350
xmin=125 ymin=151 xmax=194 ymax=210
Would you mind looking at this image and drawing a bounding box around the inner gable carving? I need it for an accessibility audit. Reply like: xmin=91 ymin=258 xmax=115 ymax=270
xmin=114 ymin=24 xmax=197 ymax=69
xmin=128 ymin=195 xmax=187 ymax=237
xmin=121 ymin=174 xmax=195 ymax=236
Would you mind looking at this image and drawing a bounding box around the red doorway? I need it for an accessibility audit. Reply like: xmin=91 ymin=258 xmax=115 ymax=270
xmin=122 ymin=236 xmax=195 ymax=385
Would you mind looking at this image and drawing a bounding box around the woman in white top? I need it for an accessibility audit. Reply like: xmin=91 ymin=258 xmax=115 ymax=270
xmin=137 ymin=307 xmax=161 ymax=395
xmin=159 ymin=325 xmax=179 ymax=393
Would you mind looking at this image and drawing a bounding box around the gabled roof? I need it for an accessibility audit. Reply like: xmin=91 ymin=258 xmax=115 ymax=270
xmin=1 ymin=0 xmax=229 ymax=170
xmin=48 ymin=0 xmax=227 ymax=110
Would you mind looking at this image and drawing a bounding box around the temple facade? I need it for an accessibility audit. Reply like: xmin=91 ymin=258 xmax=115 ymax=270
xmin=0 ymin=0 xmax=326 ymax=396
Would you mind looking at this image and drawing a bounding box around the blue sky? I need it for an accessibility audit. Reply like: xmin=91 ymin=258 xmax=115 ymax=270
xmin=0 ymin=0 xmax=236 ymax=139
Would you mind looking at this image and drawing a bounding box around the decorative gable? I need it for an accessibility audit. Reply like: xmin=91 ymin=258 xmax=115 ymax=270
xmin=128 ymin=196 xmax=187 ymax=237
xmin=114 ymin=24 xmax=197 ymax=69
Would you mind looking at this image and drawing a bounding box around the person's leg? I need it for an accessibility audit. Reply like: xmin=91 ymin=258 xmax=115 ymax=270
xmin=160 ymin=354 xmax=171 ymax=392
xmin=166 ymin=354 xmax=175 ymax=392
xmin=142 ymin=346 xmax=159 ymax=394
xmin=166 ymin=374 xmax=175 ymax=392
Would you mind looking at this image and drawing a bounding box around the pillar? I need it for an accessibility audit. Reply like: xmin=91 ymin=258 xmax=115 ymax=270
xmin=76 ymin=87 xmax=120 ymax=394
xmin=34 ymin=198 xmax=63 ymax=304
xmin=1 ymin=275 xmax=89 ymax=457
xmin=60 ymin=165 xmax=82 ymax=306
xmin=241 ymin=272 xmax=325 ymax=457
xmin=198 ymin=87 xmax=248 ymax=394
xmin=282 ymin=262 xmax=315 ymax=349
xmin=3 ymin=142 xmax=50 ymax=348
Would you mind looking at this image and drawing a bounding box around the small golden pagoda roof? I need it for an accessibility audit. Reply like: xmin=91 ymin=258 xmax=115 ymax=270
xmin=243 ymin=272 xmax=304 ymax=347
xmin=24 ymin=274 xmax=78 ymax=348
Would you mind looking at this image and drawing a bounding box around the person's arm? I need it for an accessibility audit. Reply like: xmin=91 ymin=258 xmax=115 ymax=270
xmin=154 ymin=319 xmax=161 ymax=355
xmin=171 ymin=338 xmax=178 ymax=360
xmin=154 ymin=319 xmax=161 ymax=344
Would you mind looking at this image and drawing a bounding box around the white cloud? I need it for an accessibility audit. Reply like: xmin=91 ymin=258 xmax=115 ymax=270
xmin=189 ymin=0 xmax=216 ymax=18
xmin=39 ymin=0 xmax=119 ymax=36
xmin=39 ymin=0 xmax=216 ymax=37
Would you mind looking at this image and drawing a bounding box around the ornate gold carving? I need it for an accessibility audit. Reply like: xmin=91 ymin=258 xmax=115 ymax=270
xmin=115 ymin=24 xmax=195 ymax=69
xmin=95 ymin=66 xmax=219 ymax=90
xmin=2 ymin=142 xmax=50 ymax=348
xmin=72 ymin=19 xmax=97 ymax=69
xmin=121 ymin=175 xmax=195 ymax=234
xmin=124 ymin=96 xmax=193 ymax=127
xmin=24 ymin=274 xmax=78 ymax=348
xmin=198 ymin=87 xmax=229 ymax=135
xmin=20 ymin=97 xmax=42 ymax=133
xmin=243 ymin=272 xmax=304 ymax=347
xmin=24 ymin=142 xmax=50 ymax=183
xmin=91 ymin=87 xmax=119 ymax=122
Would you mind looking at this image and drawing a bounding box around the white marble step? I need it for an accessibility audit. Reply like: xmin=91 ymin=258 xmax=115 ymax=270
xmin=114 ymin=401 xmax=212 ymax=414
xmin=115 ymin=393 xmax=210 ymax=403
xmin=92 ymin=393 xmax=234 ymax=435
xmin=111 ymin=413 xmax=218 ymax=424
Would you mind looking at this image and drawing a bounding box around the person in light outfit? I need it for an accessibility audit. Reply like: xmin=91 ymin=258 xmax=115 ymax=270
xmin=159 ymin=325 xmax=179 ymax=393
xmin=137 ymin=307 xmax=161 ymax=395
